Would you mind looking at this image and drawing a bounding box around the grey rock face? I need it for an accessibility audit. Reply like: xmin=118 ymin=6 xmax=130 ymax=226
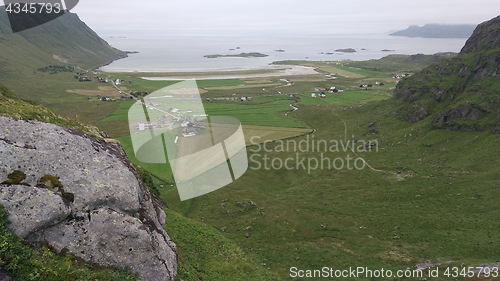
xmin=460 ymin=15 xmax=500 ymax=54
xmin=493 ymin=125 xmax=500 ymax=134
xmin=0 ymin=185 xmax=71 ymax=238
xmin=0 ymin=117 xmax=177 ymax=281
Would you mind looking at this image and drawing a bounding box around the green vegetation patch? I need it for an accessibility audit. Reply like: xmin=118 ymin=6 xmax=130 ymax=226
xmin=37 ymin=175 xmax=75 ymax=203
xmin=204 ymin=100 xmax=304 ymax=128
xmin=0 ymin=83 xmax=102 ymax=138
xmin=163 ymin=208 xmax=280 ymax=281
xmin=1 ymin=171 xmax=27 ymax=185
xmin=36 ymin=65 xmax=75 ymax=74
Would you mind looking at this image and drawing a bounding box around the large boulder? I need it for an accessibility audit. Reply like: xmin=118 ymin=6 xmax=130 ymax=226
xmin=0 ymin=117 xmax=177 ymax=281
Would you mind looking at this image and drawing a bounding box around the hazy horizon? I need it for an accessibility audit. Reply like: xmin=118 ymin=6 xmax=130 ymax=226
xmin=67 ymin=0 xmax=499 ymax=35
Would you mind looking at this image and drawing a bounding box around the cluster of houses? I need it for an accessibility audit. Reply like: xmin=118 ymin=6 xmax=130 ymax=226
xmin=207 ymin=96 xmax=253 ymax=102
xmin=359 ymin=82 xmax=386 ymax=88
xmin=181 ymin=121 xmax=205 ymax=137
xmin=308 ymin=86 xmax=343 ymax=98
xmin=390 ymin=73 xmax=408 ymax=79
xmin=206 ymin=97 xmax=240 ymax=101
xmin=92 ymin=94 xmax=110 ymax=101
xmin=88 ymin=95 xmax=129 ymax=102
xmin=130 ymin=91 xmax=148 ymax=98
xmin=135 ymin=122 xmax=159 ymax=131
xmin=311 ymin=93 xmax=326 ymax=98
xmin=77 ymin=76 xmax=91 ymax=82
xmin=112 ymin=79 xmax=132 ymax=85
xmin=314 ymin=87 xmax=340 ymax=93
xmin=287 ymin=94 xmax=300 ymax=99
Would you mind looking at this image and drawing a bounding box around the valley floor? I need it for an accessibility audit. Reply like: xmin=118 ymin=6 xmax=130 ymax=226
xmin=2 ymin=55 xmax=498 ymax=280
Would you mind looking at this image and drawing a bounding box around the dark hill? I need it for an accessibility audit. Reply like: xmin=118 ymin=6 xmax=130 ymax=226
xmin=393 ymin=15 xmax=500 ymax=134
xmin=0 ymin=6 xmax=126 ymax=77
xmin=390 ymin=24 xmax=476 ymax=38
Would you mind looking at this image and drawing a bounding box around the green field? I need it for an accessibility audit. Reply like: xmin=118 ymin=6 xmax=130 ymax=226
xmin=299 ymin=90 xmax=390 ymax=105
xmin=157 ymin=100 xmax=500 ymax=280
xmin=113 ymin=58 xmax=500 ymax=281
xmin=204 ymin=100 xmax=304 ymax=128
xmin=3 ymin=50 xmax=498 ymax=281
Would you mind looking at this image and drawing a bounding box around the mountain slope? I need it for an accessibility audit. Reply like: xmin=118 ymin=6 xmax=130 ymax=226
xmin=390 ymin=24 xmax=476 ymax=38
xmin=393 ymin=15 xmax=500 ymax=133
xmin=0 ymin=82 xmax=102 ymax=137
xmin=0 ymin=6 xmax=126 ymax=77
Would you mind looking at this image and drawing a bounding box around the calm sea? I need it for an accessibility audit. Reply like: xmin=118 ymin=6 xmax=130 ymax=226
xmin=99 ymin=33 xmax=468 ymax=72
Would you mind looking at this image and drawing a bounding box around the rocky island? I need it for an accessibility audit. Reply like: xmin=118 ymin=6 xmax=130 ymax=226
xmin=335 ymin=48 xmax=356 ymax=53
xmin=204 ymin=52 xmax=269 ymax=58
xmin=390 ymin=24 xmax=476 ymax=38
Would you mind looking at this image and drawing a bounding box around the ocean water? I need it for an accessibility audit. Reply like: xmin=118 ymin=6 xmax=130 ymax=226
xmin=99 ymin=33 xmax=468 ymax=72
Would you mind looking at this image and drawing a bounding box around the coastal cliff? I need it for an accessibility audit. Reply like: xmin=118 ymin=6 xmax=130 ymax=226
xmin=0 ymin=7 xmax=127 ymax=76
xmin=393 ymin=15 xmax=500 ymax=133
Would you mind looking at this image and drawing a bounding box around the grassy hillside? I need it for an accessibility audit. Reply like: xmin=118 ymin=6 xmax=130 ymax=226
xmin=163 ymin=208 xmax=280 ymax=280
xmin=156 ymin=99 xmax=500 ymax=280
xmin=0 ymin=83 xmax=101 ymax=137
xmin=0 ymin=6 xmax=126 ymax=78
xmin=0 ymin=6 xmax=129 ymax=125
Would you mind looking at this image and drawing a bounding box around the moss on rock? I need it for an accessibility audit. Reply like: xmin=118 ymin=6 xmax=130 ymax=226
xmin=1 ymin=170 xmax=26 ymax=185
xmin=38 ymin=175 xmax=63 ymax=191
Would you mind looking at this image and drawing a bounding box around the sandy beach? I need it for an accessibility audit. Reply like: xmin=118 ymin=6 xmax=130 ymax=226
xmin=139 ymin=65 xmax=318 ymax=80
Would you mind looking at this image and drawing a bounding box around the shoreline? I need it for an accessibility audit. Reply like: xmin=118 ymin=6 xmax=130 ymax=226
xmin=92 ymin=52 xmax=129 ymax=71
xmin=99 ymin=62 xmax=293 ymax=73
xmin=137 ymin=65 xmax=319 ymax=80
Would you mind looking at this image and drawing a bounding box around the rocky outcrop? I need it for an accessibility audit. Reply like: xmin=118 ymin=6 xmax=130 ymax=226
xmin=393 ymin=15 xmax=500 ymax=131
xmin=0 ymin=117 xmax=177 ymax=281
xmin=460 ymin=15 xmax=500 ymax=54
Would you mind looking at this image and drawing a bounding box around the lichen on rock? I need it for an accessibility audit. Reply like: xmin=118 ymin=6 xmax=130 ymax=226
xmin=0 ymin=117 xmax=177 ymax=281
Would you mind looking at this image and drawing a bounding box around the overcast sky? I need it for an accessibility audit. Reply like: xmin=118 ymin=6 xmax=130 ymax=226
xmin=6 ymin=0 xmax=500 ymax=34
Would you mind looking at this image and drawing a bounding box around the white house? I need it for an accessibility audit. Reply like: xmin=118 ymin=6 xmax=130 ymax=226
xmin=311 ymin=93 xmax=317 ymax=97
